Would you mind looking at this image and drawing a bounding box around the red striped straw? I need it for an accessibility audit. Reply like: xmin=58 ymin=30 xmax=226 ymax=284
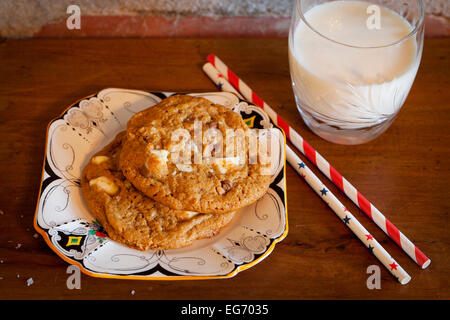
xmin=207 ymin=53 xmax=430 ymax=269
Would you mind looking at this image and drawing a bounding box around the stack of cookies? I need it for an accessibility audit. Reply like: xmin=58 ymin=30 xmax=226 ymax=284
xmin=81 ymin=95 xmax=272 ymax=251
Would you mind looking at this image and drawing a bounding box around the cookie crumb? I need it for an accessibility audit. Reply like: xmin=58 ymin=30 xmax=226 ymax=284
xmin=33 ymin=233 xmax=39 ymax=239
xmin=27 ymin=278 xmax=34 ymax=286
xmin=15 ymin=243 xmax=22 ymax=249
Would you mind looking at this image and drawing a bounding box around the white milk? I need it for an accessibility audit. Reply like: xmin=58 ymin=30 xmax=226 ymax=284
xmin=289 ymin=0 xmax=420 ymax=129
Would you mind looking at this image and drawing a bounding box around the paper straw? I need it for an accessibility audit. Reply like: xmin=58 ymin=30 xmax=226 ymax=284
xmin=206 ymin=54 xmax=430 ymax=269
xmin=203 ymin=62 xmax=411 ymax=285
xmin=203 ymin=63 xmax=243 ymax=98
xmin=285 ymin=148 xmax=411 ymax=285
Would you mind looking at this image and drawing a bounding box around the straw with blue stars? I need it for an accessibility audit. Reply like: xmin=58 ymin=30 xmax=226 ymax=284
xmin=286 ymin=147 xmax=411 ymax=285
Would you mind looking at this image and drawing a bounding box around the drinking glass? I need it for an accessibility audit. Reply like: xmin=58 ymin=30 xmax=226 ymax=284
xmin=289 ymin=0 xmax=424 ymax=144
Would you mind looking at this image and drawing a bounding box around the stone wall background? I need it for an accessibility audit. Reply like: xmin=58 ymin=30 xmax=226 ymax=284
xmin=0 ymin=0 xmax=449 ymax=37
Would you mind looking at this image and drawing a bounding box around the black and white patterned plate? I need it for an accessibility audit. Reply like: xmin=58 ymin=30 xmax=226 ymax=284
xmin=34 ymin=88 xmax=288 ymax=279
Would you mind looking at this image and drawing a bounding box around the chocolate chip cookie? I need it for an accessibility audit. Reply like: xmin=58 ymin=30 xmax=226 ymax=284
xmin=81 ymin=132 xmax=235 ymax=251
xmin=119 ymin=95 xmax=272 ymax=213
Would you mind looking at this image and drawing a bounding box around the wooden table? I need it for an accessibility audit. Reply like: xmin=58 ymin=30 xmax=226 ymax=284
xmin=0 ymin=38 xmax=448 ymax=300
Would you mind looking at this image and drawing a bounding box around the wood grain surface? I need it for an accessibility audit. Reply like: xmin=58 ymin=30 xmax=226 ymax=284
xmin=0 ymin=38 xmax=448 ymax=299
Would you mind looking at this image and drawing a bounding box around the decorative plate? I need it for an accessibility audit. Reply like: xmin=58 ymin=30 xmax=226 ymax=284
xmin=34 ymin=88 xmax=288 ymax=280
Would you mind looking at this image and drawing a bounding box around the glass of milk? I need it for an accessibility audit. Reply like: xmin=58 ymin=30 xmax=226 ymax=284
xmin=289 ymin=0 xmax=424 ymax=144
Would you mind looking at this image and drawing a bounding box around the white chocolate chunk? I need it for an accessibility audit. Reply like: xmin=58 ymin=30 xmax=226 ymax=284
xmin=141 ymin=149 xmax=170 ymax=179
xmin=91 ymin=155 xmax=109 ymax=165
xmin=89 ymin=176 xmax=119 ymax=195
xmin=177 ymin=211 xmax=199 ymax=220
xmin=176 ymin=163 xmax=194 ymax=172
xmin=150 ymin=149 xmax=169 ymax=163
xmin=213 ymin=157 xmax=243 ymax=174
